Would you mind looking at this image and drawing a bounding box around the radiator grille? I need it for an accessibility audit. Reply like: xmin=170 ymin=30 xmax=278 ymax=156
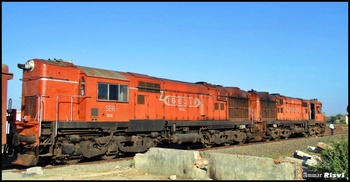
xmin=24 ymin=96 xmax=37 ymax=119
xmin=261 ymin=101 xmax=277 ymax=119
xmin=228 ymin=97 xmax=249 ymax=118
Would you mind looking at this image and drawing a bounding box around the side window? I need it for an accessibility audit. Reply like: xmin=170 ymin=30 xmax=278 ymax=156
xmin=316 ymin=106 xmax=321 ymax=114
xmin=220 ymin=103 xmax=224 ymax=110
xmin=119 ymin=85 xmax=129 ymax=102
xmin=109 ymin=84 xmax=118 ymax=100
xmin=214 ymin=103 xmax=219 ymax=110
xmin=97 ymin=82 xmax=129 ymax=102
xmin=98 ymin=83 xmax=108 ymax=99
xmin=79 ymin=77 xmax=85 ymax=96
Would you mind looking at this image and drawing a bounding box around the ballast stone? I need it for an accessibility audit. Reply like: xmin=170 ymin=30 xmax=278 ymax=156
xmin=23 ymin=166 xmax=44 ymax=176
xmin=307 ymin=146 xmax=322 ymax=153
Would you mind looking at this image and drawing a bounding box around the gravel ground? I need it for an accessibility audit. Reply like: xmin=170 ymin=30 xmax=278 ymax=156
xmin=199 ymin=133 xmax=348 ymax=159
xmin=2 ymin=132 xmax=348 ymax=180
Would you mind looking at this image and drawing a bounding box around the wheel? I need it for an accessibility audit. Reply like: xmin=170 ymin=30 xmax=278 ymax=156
xmin=309 ymin=127 xmax=316 ymax=136
xmin=281 ymin=129 xmax=291 ymax=139
xmin=201 ymin=132 xmax=213 ymax=148
xmin=234 ymin=132 xmax=247 ymax=145
xmin=271 ymin=129 xmax=281 ymax=140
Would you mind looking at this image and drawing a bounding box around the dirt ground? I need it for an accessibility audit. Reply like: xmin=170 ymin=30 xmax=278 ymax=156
xmin=2 ymin=159 xmax=177 ymax=180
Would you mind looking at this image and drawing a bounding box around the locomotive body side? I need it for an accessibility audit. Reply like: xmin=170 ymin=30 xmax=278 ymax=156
xmin=6 ymin=58 xmax=326 ymax=167
xmin=126 ymin=73 xmax=212 ymax=122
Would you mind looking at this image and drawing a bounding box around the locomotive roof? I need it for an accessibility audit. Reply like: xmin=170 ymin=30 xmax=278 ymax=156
xmin=77 ymin=65 xmax=129 ymax=81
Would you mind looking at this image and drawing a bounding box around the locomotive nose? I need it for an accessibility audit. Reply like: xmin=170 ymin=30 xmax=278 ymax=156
xmin=11 ymin=133 xmax=38 ymax=167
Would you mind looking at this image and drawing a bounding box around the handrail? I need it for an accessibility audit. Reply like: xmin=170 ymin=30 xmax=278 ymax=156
xmin=37 ymin=95 xmax=49 ymax=137
xmin=70 ymin=95 xmax=91 ymax=121
xmin=55 ymin=94 xmax=91 ymax=136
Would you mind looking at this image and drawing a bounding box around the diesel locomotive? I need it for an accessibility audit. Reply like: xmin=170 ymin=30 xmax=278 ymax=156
xmin=2 ymin=59 xmax=325 ymax=166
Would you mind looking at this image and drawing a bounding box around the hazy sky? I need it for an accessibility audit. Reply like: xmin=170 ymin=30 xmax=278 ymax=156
xmin=2 ymin=2 xmax=348 ymax=116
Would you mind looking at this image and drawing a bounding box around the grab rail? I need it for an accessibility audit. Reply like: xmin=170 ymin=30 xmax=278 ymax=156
xmin=37 ymin=95 xmax=50 ymax=137
xmin=55 ymin=94 xmax=91 ymax=136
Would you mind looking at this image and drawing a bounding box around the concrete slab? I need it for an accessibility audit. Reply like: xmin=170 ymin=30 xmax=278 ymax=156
xmin=294 ymin=150 xmax=312 ymax=159
xmin=307 ymin=146 xmax=322 ymax=153
xmin=134 ymin=147 xmax=209 ymax=180
xmin=317 ymin=142 xmax=328 ymax=150
xmin=208 ymin=153 xmax=303 ymax=180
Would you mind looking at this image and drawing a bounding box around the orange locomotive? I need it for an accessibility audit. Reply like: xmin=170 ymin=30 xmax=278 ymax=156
xmin=5 ymin=58 xmax=325 ymax=166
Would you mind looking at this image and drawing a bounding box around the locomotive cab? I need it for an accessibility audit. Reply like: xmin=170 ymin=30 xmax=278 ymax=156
xmin=309 ymin=99 xmax=324 ymax=122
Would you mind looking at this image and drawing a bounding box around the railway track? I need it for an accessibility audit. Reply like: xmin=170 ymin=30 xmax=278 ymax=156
xmin=2 ymin=124 xmax=348 ymax=172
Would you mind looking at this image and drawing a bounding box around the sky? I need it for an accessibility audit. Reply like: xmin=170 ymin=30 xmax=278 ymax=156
xmin=2 ymin=2 xmax=348 ymax=116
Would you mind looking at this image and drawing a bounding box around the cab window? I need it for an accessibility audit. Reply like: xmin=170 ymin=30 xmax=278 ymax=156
xmin=98 ymin=82 xmax=129 ymax=102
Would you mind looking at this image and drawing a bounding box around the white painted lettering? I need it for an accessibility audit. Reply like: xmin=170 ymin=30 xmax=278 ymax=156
xmin=159 ymin=91 xmax=202 ymax=107
xmin=179 ymin=108 xmax=186 ymax=111
xmin=106 ymin=105 xmax=116 ymax=112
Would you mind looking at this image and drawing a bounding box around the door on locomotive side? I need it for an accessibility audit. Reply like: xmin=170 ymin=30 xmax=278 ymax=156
xmin=270 ymin=93 xmax=285 ymax=121
xmin=134 ymin=79 xmax=162 ymax=120
xmin=127 ymin=72 xmax=163 ymax=121
xmin=215 ymin=88 xmax=228 ymax=121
